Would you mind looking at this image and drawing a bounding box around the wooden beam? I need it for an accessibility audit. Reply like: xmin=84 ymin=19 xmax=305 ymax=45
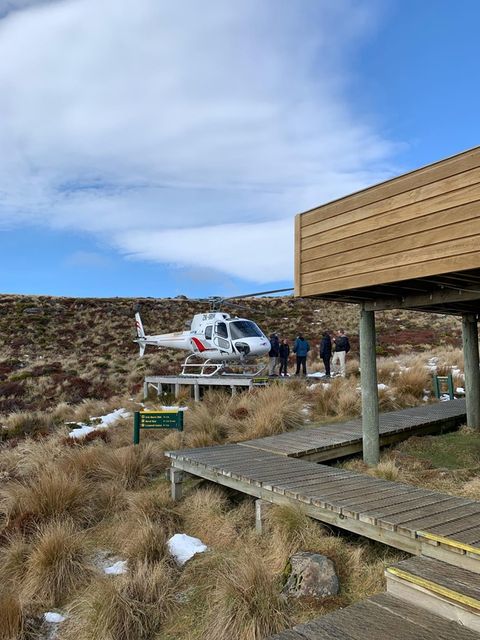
xmin=462 ymin=314 xmax=480 ymax=430
xmin=364 ymin=285 xmax=480 ymax=312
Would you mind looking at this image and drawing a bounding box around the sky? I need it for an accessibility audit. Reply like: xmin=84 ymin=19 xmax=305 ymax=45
xmin=0 ymin=0 xmax=479 ymax=298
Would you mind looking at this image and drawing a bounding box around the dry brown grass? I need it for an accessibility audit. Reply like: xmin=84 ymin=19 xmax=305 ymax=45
xmin=122 ymin=519 xmax=169 ymax=565
xmin=62 ymin=561 xmax=176 ymax=640
xmin=1 ymin=468 xmax=114 ymax=530
xmin=393 ymin=367 xmax=431 ymax=401
xmin=95 ymin=443 xmax=167 ymax=489
xmin=0 ymin=533 xmax=30 ymax=588
xmin=179 ymin=486 xmax=253 ymax=550
xmin=239 ymin=385 xmax=304 ymax=440
xmin=125 ymin=485 xmax=180 ymax=535
xmin=0 ymin=592 xmax=25 ymax=640
xmin=202 ymin=549 xmax=291 ymax=640
xmin=311 ymin=378 xmax=361 ymax=422
xmin=21 ymin=519 xmax=94 ymax=608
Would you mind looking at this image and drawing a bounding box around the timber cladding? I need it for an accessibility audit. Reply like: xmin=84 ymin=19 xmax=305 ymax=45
xmin=295 ymin=146 xmax=480 ymax=297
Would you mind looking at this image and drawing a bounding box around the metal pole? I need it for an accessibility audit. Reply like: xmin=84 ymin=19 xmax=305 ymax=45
xmin=360 ymin=307 xmax=379 ymax=465
xmin=462 ymin=313 xmax=480 ymax=429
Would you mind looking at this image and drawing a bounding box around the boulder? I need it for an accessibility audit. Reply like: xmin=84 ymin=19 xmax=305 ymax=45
xmin=282 ymin=552 xmax=339 ymax=599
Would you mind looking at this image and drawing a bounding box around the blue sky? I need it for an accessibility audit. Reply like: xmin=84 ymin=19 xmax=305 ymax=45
xmin=0 ymin=0 xmax=478 ymax=298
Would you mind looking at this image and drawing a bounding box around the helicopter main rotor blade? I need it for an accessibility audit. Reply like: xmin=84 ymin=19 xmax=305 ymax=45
xmin=222 ymin=287 xmax=294 ymax=301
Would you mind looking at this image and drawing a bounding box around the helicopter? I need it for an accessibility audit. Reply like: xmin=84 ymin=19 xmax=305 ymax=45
xmin=134 ymin=288 xmax=293 ymax=377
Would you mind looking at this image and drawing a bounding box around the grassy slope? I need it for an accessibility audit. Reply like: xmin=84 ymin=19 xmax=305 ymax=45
xmin=0 ymin=294 xmax=461 ymax=414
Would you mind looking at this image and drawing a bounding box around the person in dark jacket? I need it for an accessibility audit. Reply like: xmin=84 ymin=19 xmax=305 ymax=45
xmin=293 ymin=334 xmax=310 ymax=376
xmin=319 ymin=331 xmax=332 ymax=378
xmin=278 ymin=339 xmax=290 ymax=376
xmin=332 ymin=328 xmax=350 ymax=377
xmin=268 ymin=333 xmax=280 ymax=376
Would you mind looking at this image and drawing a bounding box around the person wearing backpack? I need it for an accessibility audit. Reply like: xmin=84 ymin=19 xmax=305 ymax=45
xmin=332 ymin=328 xmax=350 ymax=377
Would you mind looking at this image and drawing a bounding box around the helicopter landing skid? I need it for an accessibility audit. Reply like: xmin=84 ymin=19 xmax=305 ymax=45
xmin=179 ymin=355 xmax=226 ymax=377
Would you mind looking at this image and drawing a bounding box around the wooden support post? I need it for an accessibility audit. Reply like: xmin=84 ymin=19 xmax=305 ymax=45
xmin=174 ymin=383 xmax=180 ymax=399
xmin=462 ymin=313 xmax=480 ymax=430
xmin=170 ymin=467 xmax=184 ymax=501
xmin=194 ymin=383 xmax=200 ymax=402
xmin=360 ymin=307 xmax=379 ymax=466
xmin=255 ymin=499 xmax=272 ymax=534
xmin=143 ymin=381 xmax=149 ymax=399
xmin=231 ymin=385 xmax=236 ymax=396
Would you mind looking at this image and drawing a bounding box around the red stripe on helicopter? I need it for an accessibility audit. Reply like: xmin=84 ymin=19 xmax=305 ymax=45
xmin=191 ymin=337 xmax=208 ymax=352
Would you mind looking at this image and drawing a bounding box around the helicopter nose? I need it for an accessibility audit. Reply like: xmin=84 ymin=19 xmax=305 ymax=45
xmin=235 ymin=341 xmax=250 ymax=355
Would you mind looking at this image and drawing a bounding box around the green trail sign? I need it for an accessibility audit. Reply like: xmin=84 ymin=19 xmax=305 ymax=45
xmin=133 ymin=410 xmax=184 ymax=444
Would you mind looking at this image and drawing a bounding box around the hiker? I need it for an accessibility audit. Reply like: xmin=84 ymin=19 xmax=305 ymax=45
xmin=279 ymin=338 xmax=290 ymax=376
xmin=293 ymin=334 xmax=310 ymax=376
xmin=268 ymin=333 xmax=280 ymax=376
xmin=332 ymin=328 xmax=350 ymax=377
xmin=319 ymin=331 xmax=332 ymax=378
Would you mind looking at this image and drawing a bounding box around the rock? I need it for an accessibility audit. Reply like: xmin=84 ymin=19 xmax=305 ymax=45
xmin=23 ymin=307 xmax=43 ymax=315
xmin=282 ymin=552 xmax=339 ymax=599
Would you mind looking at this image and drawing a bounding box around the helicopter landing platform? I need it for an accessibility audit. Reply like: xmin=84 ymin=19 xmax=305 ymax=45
xmin=144 ymin=374 xmax=275 ymax=401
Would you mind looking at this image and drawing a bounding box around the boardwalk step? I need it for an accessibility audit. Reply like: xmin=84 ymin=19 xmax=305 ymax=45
xmin=386 ymin=556 xmax=480 ymax=632
xmin=266 ymin=592 xmax=480 ymax=639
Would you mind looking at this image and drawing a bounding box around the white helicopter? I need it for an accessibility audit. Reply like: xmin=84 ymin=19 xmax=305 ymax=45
xmin=133 ymin=289 xmax=292 ymax=377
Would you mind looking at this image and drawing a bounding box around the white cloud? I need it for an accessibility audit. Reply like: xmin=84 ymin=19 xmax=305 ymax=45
xmin=0 ymin=0 xmax=397 ymax=284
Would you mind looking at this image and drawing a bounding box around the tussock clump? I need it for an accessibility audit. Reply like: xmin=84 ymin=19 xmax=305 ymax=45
xmin=96 ymin=443 xmax=167 ymax=489
xmin=394 ymin=368 xmax=430 ymax=400
xmin=21 ymin=519 xmax=93 ymax=608
xmin=1 ymin=468 xmax=113 ymax=529
xmin=179 ymin=487 xmax=252 ymax=549
xmin=62 ymin=561 xmax=176 ymax=640
xmin=0 ymin=592 xmax=27 ymax=640
xmin=0 ymin=533 xmax=30 ymax=588
xmin=377 ymin=388 xmax=401 ymax=413
xmin=240 ymin=385 xmax=304 ymax=440
xmin=5 ymin=411 xmax=53 ymax=438
xmin=371 ymin=460 xmax=402 ymax=482
xmin=126 ymin=485 xmax=180 ymax=535
xmin=311 ymin=378 xmax=361 ymax=422
xmin=184 ymin=398 xmax=229 ymax=446
xmin=122 ymin=519 xmax=169 ymax=565
xmin=202 ymin=550 xmax=291 ymax=640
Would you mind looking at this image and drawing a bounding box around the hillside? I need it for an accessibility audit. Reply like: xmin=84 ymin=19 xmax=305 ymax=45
xmin=0 ymin=294 xmax=461 ymax=414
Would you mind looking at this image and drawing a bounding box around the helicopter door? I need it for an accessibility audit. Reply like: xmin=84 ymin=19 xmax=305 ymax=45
xmin=213 ymin=322 xmax=232 ymax=353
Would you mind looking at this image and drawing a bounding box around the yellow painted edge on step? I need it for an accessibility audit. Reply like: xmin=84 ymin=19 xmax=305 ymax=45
xmin=387 ymin=567 xmax=480 ymax=611
xmin=417 ymin=531 xmax=480 ymax=556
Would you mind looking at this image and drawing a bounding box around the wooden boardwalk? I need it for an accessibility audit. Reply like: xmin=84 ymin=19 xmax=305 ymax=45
xmin=267 ymin=592 xmax=480 ymax=639
xmin=166 ymin=442 xmax=480 ymax=562
xmin=241 ymin=399 xmax=466 ymax=461
xmin=165 ymin=399 xmax=479 ymax=639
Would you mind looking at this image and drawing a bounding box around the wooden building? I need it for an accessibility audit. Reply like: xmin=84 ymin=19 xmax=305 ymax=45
xmin=294 ymin=146 xmax=480 ymax=463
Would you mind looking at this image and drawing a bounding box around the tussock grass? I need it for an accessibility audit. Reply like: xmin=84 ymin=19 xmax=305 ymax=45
xmin=311 ymin=378 xmax=361 ymax=422
xmin=0 ymin=592 xmax=25 ymax=640
xmin=96 ymin=443 xmax=167 ymax=489
xmin=179 ymin=487 xmax=245 ymax=549
xmin=202 ymin=549 xmax=291 ymax=640
xmin=0 ymin=533 xmax=30 ymax=588
xmin=21 ymin=519 xmax=93 ymax=608
xmin=122 ymin=519 xmax=169 ymax=565
xmin=1 ymin=468 xmax=114 ymax=530
xmin=62 ymin=561 xmax=176 ymax=640
xmin=239 ymin=385 xmax=304 ymax=440
xmin=394 ymin=368 xmax=430 ymax=401
xmin=126 ymin=485 xmax=180 ymax=535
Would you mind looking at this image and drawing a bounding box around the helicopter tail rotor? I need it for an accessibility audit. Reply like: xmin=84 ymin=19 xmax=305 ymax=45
xmin=134 ymin=307 xmax=147 ymax=356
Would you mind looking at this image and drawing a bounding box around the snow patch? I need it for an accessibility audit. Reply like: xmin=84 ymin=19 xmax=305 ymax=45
xmin=44 ymin=612 xmax=66 ymax=624
xmin=168 ymin=533 xmax=207 ymax=565
xmin=456 ymin=387 xmax=465 ymax=395
xmin=104 ymin=560 xmax=128 ymax=575
xmin=68 ymin=408 xmax=130 ymax=439
xmin=377 ymin=383 xmax=389 ymax=390
xmin=307 ymin=372 xmax=326 ymax=378
xmin=160 ymin=406 xmax=188 ymax=411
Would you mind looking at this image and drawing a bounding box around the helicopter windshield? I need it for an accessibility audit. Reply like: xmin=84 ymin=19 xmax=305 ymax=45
xmin=229 ymin=320 xmax=263 ymax=340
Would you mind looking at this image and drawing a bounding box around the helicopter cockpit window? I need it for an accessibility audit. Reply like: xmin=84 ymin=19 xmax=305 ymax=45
xmin=229 ymin=321 xmax=263 ymax=340
xmin=205 ymin=325 xmax=213 ymax=340
xmin=215 ymin=322 xmax=228 ymax=339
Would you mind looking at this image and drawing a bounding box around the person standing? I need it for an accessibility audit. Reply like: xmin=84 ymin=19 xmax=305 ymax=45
xmin=332 ymin=328 xmax=350 ymax=377
xmin=293 ymin=334 xmax=310 ymax=376
xmin=279 ymin=338 xmax=290 ymax=376
xmin=319 ymin=331 xmax=332 ymax=378
xmin=268 ymin=333 xmax=280 ymax=376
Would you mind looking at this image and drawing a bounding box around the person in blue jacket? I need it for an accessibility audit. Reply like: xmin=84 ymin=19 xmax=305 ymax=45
xmin=293 ymin=334 xmax=310 ymax=376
